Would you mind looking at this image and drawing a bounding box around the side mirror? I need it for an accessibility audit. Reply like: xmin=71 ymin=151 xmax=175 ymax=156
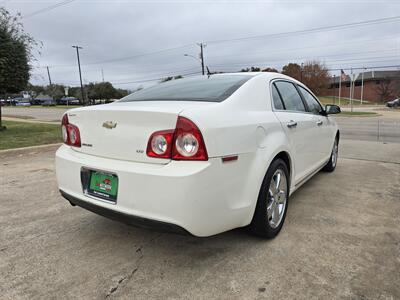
xmin=325 ymin=104 xmax=341 ymax=115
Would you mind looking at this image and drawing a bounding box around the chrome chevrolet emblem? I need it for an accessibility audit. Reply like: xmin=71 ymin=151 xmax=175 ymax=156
xmin=102 ymin=121 xmax=117 ymax=129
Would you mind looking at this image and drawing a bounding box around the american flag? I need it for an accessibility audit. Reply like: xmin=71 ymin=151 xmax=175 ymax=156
xmin=340 ymin=69 xmax=347 ymax=81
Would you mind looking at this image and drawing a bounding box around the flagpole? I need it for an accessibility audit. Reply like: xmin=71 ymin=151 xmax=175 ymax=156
xmin=360 ymin=67 xmax=365 ymax=105
xmin=350 ymin=68 xmax=353 ymax=112
xmin=338 ymin=73 xmax=341 ymax=106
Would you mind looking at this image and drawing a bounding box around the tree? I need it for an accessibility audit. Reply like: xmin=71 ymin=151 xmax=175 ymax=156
xmin=282 ymin=61 xmax=329 ymax=95
xmin=88 ymin=82 xmax=117 ymax=100
xmin=27 ymin=83 xmax=45 ymax=98
xmin=0 ymin=8 xmax=39 ymax=130
xmin=374 ymin=79 xmax=395 ymax=102
xmin=281 ymin=63 xmax=302 ymax=81
xmin=160 ymin=75 xmax=184 ymax=82
xmin=46 ymin=84 xmax=65 ymax=100
xmin=240 ymin=66 xmax=261 ymax=72
xmin=240 ymin=66 xmax=278 ymax=73
xmin=262 ymin=67 xmax=278 ymax=73
xmin=301 ymin=61 xmax=330 ymax=95
xmin=84 ymin=82 xmax=128 ymax=102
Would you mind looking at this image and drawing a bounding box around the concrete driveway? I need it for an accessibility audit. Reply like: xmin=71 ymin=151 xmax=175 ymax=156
xmin=1 ymin=139 xmax=399 ymax=299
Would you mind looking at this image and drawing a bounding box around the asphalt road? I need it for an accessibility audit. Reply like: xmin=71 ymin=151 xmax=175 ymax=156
xmin=3 ymin=106 xmax=400 ymax=143
xmin=1 ymin=140 xmax=399 ymax=299
xmin=335 ymin=116 xmax=400 ymax=143
xmin=2 ymin=107 xmax=66 ymax=122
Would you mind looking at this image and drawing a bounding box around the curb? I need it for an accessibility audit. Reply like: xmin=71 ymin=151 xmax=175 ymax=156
xmin=334 ymin=114 xmax=381 ymax=118
xmin=0 ymin=143 xmax=62 ymax=154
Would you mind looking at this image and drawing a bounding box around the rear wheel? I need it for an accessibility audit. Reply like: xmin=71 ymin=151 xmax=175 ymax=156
xmin=322 ymin=137 xmax=339 ymax=172
xmin=250 ymin=159 xmax=289 ymax=238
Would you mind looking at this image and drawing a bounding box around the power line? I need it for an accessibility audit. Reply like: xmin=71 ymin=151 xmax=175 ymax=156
xmin=22 ymin=0 xmax=76 ymax=19
xmin=325 ymin=58 xmax=400 ymax=68
xmin=110 ymin=71 xmax=202 ymax=85
xmin=205 ymin=15 xmax=400 ymax=44
xmin=36 ymin=35 xmax=397 ymax=70
xmin=208 ymin=54 xmax=399 ymax=70
xmin=327 ymin=65 xmax=400 ymax=71
xmin=208 ymin=34 xmax=399 ymax=60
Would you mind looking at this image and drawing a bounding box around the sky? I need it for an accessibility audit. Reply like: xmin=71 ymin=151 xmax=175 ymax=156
xmin=2 ymin=0 xmax=400 ymax=90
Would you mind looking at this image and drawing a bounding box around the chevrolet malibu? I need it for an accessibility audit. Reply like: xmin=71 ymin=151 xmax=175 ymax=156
xmin=56 ymin=72 xmax=341 ymax=238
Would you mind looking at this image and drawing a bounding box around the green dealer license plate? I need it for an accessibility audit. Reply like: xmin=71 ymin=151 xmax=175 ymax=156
xmin=88 ymin=171 xmax=118 ymax=202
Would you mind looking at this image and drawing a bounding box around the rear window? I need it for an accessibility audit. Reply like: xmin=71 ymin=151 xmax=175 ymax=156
xmin=119 ymin=75 xmax=254 ymax=103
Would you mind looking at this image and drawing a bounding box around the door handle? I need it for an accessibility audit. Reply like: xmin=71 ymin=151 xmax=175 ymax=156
xmin=316 ymin=120 xmax=323 ymax=126
xmin=286 ymin=120 xmax=297 ymax=128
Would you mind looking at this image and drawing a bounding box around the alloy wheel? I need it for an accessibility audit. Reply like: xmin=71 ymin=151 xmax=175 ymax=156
xmin=267 ymin=169 xmax=287 ymax=228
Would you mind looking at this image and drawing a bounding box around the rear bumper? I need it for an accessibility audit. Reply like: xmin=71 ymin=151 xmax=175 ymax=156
xmin=55 ymin=145 xmax=255 ymax=236
xmin=60 ymin=190 xmax=190 ymax=235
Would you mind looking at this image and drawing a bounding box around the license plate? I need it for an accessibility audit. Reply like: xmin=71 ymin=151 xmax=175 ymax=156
xmin=87 ymin=171 xmax=118 ymax=202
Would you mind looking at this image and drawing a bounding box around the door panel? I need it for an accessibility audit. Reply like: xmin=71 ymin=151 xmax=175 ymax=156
xmin=315 ymin=115 xmax=336 ymax=161
xmin=274 ymin=111 xmax=319 ymax=184
xmin=272 ymin=80 xmax=322 ymax=184
xmin=297 ymin=85 xmax=334 ymax=164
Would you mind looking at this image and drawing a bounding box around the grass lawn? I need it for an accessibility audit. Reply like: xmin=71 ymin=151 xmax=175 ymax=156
xmin=0 ymin=120 xmax=61 ymax=150
xmin=318 ymin=96 xmax=371 ymax=106
xmin=339 ymin=111 xmax=378 ymax=116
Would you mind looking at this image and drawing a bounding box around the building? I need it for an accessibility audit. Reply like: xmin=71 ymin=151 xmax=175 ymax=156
xmin=323 ymin=70 xmax=400 ymax=103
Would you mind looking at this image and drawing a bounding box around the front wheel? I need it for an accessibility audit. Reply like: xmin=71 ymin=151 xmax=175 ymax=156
xmin=250 ymin=159 xmax=289 ymax=238
xmin=322 ymin=137 xmax=339 ymax=172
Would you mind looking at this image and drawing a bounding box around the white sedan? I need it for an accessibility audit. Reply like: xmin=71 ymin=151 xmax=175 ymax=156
xmin=56 ymin=72 xmax=340 ymax=238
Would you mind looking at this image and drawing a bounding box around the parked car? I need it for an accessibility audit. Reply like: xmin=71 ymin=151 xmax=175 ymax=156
xmin=15 ymin=99 xmax=31 ymax=107
xmin=42 ymin=99 xmax=57 ymax=106
xmin=386 ymin=98 xmax=400 ymax=108
xmin=56 ymin=73 xmax=341 ymax=238
xmin=59 ymin=97 xmax=80 ymax=105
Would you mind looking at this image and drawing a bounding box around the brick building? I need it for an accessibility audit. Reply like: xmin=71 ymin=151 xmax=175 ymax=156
xmin=323 ymin=70 xmax=400 ymax=103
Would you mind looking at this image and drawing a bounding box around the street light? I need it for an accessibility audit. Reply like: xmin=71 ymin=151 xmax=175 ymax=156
xmin=184 ymin=53 xmax=201 ymax=62
xmin=184 ymin=53 xmax=204 ymax=75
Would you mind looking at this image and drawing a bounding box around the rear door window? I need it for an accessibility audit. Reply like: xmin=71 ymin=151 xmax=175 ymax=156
xmin=274 ymin=81 xmax=306 ymax=112
xmin=271 ymin=83 xmax=285 ymax=110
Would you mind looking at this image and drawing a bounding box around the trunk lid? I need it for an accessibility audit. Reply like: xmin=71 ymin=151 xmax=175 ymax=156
xmin=66 ymin=101 xmax=213 ymax=164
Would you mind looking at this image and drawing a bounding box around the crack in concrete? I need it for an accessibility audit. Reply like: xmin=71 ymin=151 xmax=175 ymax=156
xmin=106 ymin=268 xmax=139 ymax=298
xmin=104 ymin=233 xmax=163 ymax=298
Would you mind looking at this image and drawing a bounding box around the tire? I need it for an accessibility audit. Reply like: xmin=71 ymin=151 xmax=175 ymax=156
xmin=322 ymin=137 xmax=339 ymax=172
xmin=250 ymin=158 xmax=289 ymax=238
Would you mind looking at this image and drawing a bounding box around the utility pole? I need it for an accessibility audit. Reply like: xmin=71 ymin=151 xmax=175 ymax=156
xmin=72 ymin=45 xmax=85 ymax=105
xmin=101 ymin=68 xmax=105 ymax=82
xmin=46 ymin=66 xmax=52 ymax=86
xmin=184 ymin=44 xmax=205 ymax=76
xmin=46 ymin=66 xmax=53 ymax=100
xmin=198 ymin=43 xmax=206 ymax=75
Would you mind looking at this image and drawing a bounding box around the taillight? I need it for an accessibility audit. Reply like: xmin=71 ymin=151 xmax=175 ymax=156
xmin=61 ymin=114 xmax=81 ymax=147
xmin=146 ymin=130 xmax=174 ymax=159
xmin=146 ymin=116 xmax=208 ymax=161
xmin=172 ymin=117 xmax=208 ymax=161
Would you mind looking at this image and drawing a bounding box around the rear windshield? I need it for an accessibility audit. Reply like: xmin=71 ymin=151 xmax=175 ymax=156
xmin=119 ymin=75 xmax=254 ymax=103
